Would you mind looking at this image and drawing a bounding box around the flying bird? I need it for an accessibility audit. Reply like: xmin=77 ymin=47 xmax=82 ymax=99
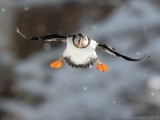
xmin=16 ymin=28 xmax=146 ymax=72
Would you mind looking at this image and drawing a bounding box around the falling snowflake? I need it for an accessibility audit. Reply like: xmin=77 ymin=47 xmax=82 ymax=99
xmin=136 ymin=52 xmax=140 ymax=56
xmin=24 ymin=7 xmax=29 ymax=11
xmin=43 ymin=43 xmax=51 ymax=50
xmin=83 ymin=86 xmax=87 ymax=90
xmin=1 ymin=8 xmax=5 ymax=12
xmin=144 ymin=73 xmax=148 ymax=78
xmin=151 ymin=93 xmax=154 ymax=96
xmin=92 ymin=25 xmax=98 ymax=31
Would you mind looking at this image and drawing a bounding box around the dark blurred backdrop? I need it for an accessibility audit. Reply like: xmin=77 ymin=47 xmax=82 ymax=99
xmin=0 ymin=0 xmax=160 ymax=120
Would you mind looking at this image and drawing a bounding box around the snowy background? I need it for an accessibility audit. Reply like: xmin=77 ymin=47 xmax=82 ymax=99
xmin=0 ymin=0 xmax=160 ymax=120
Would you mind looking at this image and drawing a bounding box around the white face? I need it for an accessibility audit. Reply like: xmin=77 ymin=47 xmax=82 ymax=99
xmin=73 ymin=34 xmax=90 ymax=48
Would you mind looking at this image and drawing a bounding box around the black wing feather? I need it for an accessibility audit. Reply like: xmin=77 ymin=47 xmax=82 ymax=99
xmin=16 ymin=27 xmax=67 ymax=42
xmin=97 ymin=43 xmax=147 ymax=61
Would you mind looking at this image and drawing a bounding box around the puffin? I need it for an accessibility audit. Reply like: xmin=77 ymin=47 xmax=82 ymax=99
xmin=16 ymin=28 xmax=146 ymax=72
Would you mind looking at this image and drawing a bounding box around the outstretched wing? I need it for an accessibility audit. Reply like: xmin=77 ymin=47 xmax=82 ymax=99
xmin=97 ymin=43 xmax=147 ymax=61
xmin=16 ymin=27 xmax=67 ymax=42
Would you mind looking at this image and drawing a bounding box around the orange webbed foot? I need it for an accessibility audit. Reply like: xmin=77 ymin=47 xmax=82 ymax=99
xmin=50 ymin=60 xmax=63 ymax=69
xmin=96 ymin=63 xmax=109 ymax=72
xmin=50 ymin=56 xmax=63 ymax=69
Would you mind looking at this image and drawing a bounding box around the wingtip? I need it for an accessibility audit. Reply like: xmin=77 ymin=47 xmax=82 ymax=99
xmin=16 ymin=27 xmax=20 ymax=33
xmin=140 ymin=54 xmax=149 ymax=61
xmin=16 ymin=27 xmax=26 ymax=38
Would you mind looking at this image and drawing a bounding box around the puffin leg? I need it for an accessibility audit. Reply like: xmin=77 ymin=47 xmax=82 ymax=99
xmin=96 ymin=58 xmax=109 ymax=72
xmin=50 ymin=56 xmax=63 ymax=69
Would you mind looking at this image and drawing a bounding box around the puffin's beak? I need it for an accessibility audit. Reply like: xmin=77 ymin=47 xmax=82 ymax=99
xmin=78 ymin=38 xmax=82 ymax=48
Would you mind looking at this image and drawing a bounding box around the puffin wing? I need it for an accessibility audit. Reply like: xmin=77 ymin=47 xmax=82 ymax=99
xmin=97 ymin=43 xmax=147 ymax=61
xmin=16 ymin=27 xmax=67 ymax=42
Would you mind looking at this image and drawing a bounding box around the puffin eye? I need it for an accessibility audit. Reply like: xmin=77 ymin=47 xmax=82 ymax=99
xmin=85 ymin=37 xmax=88 ymax=41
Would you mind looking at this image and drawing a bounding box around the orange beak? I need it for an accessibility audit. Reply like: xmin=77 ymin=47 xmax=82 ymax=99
xmin=78 ymin=38 xmax=82 ymax=48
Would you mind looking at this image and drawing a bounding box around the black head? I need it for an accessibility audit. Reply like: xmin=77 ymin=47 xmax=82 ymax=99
xmin=73 ymin=33 xmax=90 ymax=48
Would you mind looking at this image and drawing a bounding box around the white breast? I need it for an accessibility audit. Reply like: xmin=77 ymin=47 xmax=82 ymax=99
xmin=63 ymin=37 xmax=98 ymax=65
